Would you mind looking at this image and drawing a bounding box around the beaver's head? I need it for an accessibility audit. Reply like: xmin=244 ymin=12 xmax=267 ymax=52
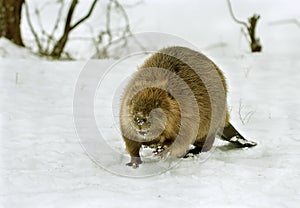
xmin=129 ymin=87 xmax=179 ymax=140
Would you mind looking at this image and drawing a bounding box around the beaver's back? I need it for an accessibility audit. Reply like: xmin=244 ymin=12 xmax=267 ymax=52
xmin=140 ymin=46 xmax=229 ymax=139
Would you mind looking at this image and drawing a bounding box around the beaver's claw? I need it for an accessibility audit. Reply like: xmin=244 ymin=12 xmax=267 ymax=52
xmin=126 ymin=157 xmax=142 ymax=168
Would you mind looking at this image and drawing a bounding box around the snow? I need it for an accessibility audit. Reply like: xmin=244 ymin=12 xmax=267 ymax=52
xmin=1 ymin=0 xmax=300 ymax=207
xmin=0 ymin=38 xmax=40 ymax=60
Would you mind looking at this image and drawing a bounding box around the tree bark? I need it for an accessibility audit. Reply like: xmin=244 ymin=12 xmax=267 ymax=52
xmin=0 ymin=0 xmax=24 ymax=46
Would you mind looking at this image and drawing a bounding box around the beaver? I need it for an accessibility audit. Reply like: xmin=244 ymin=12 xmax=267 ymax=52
xmin=120 ymin=46 xmax=257 ymax=168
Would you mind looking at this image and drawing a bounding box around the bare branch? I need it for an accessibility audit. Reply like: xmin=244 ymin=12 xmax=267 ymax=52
xmin=121 ymin=0 xmax=144 ymax=8
xmin=226 ymin=0 xmax=262 ymax=52
xmin=113 ymin=0 xmax=131 ymax=32
xmin=70 ymin=0 xmax=98 ymax=31
xmin=91 ymin=0 xmax=145 ymax=59
xmin=92 ymin=0 xmax=135 ymax=58
xmin=23 ymin=0 xmax=136 ymax=59
xmin=50 ymin=0 xmax=78 ymax=58
xmin=269 ymin=19 xmax=300 ymax=28
xmin=238 ymin=99 xmax=255 ymax=125
xmin=46 ymin=1 xmax=65 ymax=53
xmin=226 ymin=0 xmax=248 ymax=28
xmin=106 ymin=0 xmax=113 ymax=43
xmin=35 ymin=8 xmax=51 ymax=40
xmin=240 ymin=27 xmax=250 ymax=44
xmin=204 ymin=42 xmax=227 ymax=50
xmin=24 ymin=1 xmax=43 ymax=53
xmin=63 ymin=0 xmax=78 ymax=34
xmin=50 ymin=0 xmax=101 ymax=58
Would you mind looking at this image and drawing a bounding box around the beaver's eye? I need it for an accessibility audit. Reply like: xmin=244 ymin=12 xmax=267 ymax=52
xmin=130 ymin=99 xmax=135 ymax=105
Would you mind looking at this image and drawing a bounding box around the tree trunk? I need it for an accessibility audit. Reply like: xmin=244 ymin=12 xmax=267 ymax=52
xmin=0 ymin=0 xmax=24 ymax=46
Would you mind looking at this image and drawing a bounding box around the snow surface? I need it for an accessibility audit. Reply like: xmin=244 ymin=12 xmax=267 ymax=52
xmin=1 ymin=0 xmax=300 ymax=207
xmin=0 ymin=39 xmax=40 ymax=60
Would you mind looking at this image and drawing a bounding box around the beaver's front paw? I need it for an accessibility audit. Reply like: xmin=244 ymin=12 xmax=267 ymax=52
xmin=126 ymin=157 xmax=142 ymax=169
xmin=152 ymin=145 xmax=165 ymax=155
xmin=156 ymin=148 xmax=171 ymax=160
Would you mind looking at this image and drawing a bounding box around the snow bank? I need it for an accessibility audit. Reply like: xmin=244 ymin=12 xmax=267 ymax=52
xmin=0 ymin=38 xmax=40 ymax=60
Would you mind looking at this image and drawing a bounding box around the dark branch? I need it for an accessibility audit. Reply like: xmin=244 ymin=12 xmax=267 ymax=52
xmin=63 ymin=0 xmax=78 ymax=35
xmin=70 ymin=0 xmax=98 ymax=31
xmin=50 ymin=0 xmax=78 ymax=58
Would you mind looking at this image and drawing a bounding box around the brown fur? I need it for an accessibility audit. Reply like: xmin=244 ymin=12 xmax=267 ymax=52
xmin=120 ymin=46 xmax=231 ymax=166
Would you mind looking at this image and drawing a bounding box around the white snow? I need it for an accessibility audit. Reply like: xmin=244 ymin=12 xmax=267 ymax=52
xmin=1 ymin=0 xmax=300 ymax=207
xmin=0 ymin=38 xmax=40 ymax=60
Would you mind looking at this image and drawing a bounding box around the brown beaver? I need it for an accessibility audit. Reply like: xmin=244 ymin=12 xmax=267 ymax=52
xmin=120 ymin=46 xmax=256 ymax=168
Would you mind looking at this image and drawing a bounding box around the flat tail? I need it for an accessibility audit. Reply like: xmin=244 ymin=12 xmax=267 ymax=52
xmin=220 ymin=122 xmax=257 ymax=147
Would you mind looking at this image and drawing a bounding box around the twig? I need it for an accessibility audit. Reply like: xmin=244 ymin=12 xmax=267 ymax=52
xmin=243 ymin=67 xmax=251 ymax=78
xmin=269 ymin=19 xmax=300 ymax=28
xmin=70 ymin=0 xmax=98 ymax=30
xmin=121 ymin=0 xmax=144 ymax=8
xmin=93 ymin=0 xmax=136 ymax=58
xmin=240 ymin=27 xmax=250 ymax=44
xmin=112 ymin=0 xmax=131 ymax=50
xmin=51 ymin=0 xmax=100 ymax=58
xmin=45 ymin=1 xmax=65 ymax=53
xmin=204 ymin=42 xmax=228 ymax=50
xmin=238 ymin=99 xmax=255 ymax=125
xmin=24 ymin=1 xmax=43 ymax=53
xmin=106 ymin=0 xmax=113 ymax=43
xmin=113 ymin=0 xmax=131 ymax=34
xmin=226 ymin=0 xmax=262 ymax=52
xmin=35 ymin=7 xmax=53 ymax=52
xmin=63 ymin=0 xmax=78 ymax=34
xmin=226 ymin=0 xmax=248 ymax=28
xmin=15 ymin=72 xmax=19 ymax=84
xmin=50 ymin=0 xmax=78 ymax=58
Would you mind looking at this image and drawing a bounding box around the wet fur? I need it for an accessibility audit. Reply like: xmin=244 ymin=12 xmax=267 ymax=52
xmin=120 ymin=46 xmax=249 ymax=167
